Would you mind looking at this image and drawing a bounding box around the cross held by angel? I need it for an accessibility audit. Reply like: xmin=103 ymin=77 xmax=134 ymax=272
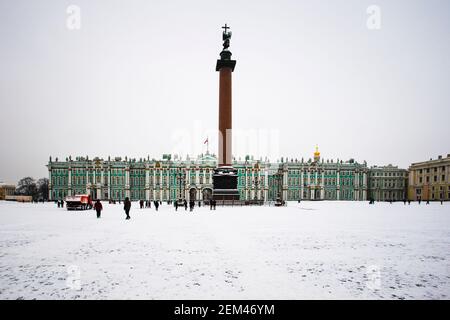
xmin=222 ymin=23 xmax=232 ymax=50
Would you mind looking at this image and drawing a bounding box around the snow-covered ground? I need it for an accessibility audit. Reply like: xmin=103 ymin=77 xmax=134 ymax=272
xmin=0 ymin=200 xmax=449 ymax=300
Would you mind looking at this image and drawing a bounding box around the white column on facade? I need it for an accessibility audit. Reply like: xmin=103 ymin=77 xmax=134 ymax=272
xmin=244 ymin=168 xmax=248 ymax=196
xmin=363 ymin=172 xmax=367 ymax=200
xmin=100 ymin=168 xmax=104 ymax=200
xmin=300 ymin=169 xmax=304 ymax=199
xmin=264 ymin=168 xmax=269 ymax=201
xmin=85 ymin=168 xmax=89 ymax=194
xmin=337 ymin=169 xmax=340 ymax=200
xmin=108 ymin=168 xmax=111 ymax=200
xmin=283 ymin=168 xmax=288 ymax=201
xmin=195 ymin=167 xmax=199 ymax=185
xmin=166 ymin=168 xmax=170 ymax=200
xmin=321 ymin=170 xmax=325 ymax=200
xmin=48 ymin=168 xmax=53 ymax=200
xmin=315 ymin=170 xmax=318 ymax=188
xmin=145 ymin=168 xmax=150 ymax=200
xmin=251 ymin=169 xmax=255 ymax=199
xmin=125 ymin=167 xmax=130 ymax=198
xmin=68 ymin=167 xmax=72 ymax=196
xmin=256 ymin=170 xmax=259 ymax=200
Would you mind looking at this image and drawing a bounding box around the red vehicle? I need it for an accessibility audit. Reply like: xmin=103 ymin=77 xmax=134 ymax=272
xmin=65 ymin=194 xmax=93 ymax=210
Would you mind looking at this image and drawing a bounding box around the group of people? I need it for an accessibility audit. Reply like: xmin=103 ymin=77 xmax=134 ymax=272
xmin=56 ymin=199 xmax=64 ymax=208
xmin=368 ymin=198 xmax=443 ymax=205
xmin=89 ymin=197 xmax=218 ymax=220
xmin=138 ymin=199 xmax=163 ymax=210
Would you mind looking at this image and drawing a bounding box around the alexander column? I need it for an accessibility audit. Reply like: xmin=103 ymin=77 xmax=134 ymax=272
xmin=216 ymin=23 xmax=236 ymax=166
xmin=213 ymin=24 xmax=240 ymax=201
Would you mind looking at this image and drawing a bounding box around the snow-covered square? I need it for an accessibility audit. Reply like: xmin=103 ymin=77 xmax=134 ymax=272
xmin=0 ymin=200 xmax=449 ymax=299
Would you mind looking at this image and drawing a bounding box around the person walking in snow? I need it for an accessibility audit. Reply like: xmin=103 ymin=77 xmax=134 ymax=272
xmin=140 ymin=199 xmax=144 ymax=209
xmin=154 ymin=200 xmax=159 ymax=211
xmin=94 ymin=199 xmax=103 ymax=218
xmin=124 ymin=197 xmax=131 ymax=220
xmin=184 ymin=199 xmax=188 ymax=211
xmin=174 ymin=201 xmax=178 ymax=211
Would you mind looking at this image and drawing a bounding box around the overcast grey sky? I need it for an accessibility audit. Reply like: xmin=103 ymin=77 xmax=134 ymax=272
xmin=0 ymin=0 xmax=449 ymax=183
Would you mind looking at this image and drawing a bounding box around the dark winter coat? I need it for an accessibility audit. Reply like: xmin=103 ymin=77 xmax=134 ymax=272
xmin=94 ymin=201 xmax=103 ymax=211
xmin=124 ymin=199 xmax=131 ymax=211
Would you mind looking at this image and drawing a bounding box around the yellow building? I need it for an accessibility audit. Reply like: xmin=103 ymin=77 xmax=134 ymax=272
xmin=0 ymin=184 xmax=16 ymax=200
xmin=408 ymin=154 xmax=450 ymax=201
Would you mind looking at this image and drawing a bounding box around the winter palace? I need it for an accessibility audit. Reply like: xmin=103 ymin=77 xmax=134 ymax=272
xmin=46 ymin=147 xmax=413 ymax=202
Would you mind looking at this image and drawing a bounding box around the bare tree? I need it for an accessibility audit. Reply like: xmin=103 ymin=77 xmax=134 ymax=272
xmin=16 ymin=177 xmax=38 ymax=200
xmin=37 ymin=178 xmax=49 ymax=201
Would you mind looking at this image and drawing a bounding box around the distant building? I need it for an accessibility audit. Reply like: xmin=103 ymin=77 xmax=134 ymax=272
xmin=408 ymin=154 xmax=450 ymax=201
xmin=0 ymin=184 xmax=15 ymax=200
xmin=47 ymin=148 xmax=373 ymax=202
xmin=5 ymin=195 xmax=33 ymax=202
xmin=368 ymin=165 xmax=408 ymax=201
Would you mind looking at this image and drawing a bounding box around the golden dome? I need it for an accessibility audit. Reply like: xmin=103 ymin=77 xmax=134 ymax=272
xmin=314 ymin=145 xmax=320 ymax=157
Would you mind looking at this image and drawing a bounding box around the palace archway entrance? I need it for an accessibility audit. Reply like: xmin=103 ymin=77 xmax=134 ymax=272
xmin=202 ymin=188 xmax=212 ymax=201
xmin=189 ymin=188 xmax=197 ymax=201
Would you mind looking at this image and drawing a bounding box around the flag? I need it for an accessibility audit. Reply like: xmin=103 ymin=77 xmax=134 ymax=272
xmin=204 ymin=137 xmax=208 ymax=144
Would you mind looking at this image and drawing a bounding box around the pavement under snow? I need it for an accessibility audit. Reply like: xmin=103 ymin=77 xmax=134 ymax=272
xmin=0 ymin=200 xmax=449 ymax=299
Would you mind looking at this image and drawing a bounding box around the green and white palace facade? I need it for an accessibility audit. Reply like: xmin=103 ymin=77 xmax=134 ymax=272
xmin=47 ymin=149 xmax=407 ymax=202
